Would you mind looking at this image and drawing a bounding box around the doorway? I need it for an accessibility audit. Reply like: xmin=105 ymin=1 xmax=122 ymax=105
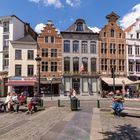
xmin=72 ymin=78 xmax=80 ymax=94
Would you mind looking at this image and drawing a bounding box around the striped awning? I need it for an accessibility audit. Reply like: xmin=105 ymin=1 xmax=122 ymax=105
xmin=101 ymin=77 xmax=133 ymax=86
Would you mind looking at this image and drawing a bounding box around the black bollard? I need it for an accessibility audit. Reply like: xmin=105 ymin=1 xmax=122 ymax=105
xmin=97 ymin=99 xmax=100 ymax=108
xmin=58 ymin=99 xmax=60 ymax=107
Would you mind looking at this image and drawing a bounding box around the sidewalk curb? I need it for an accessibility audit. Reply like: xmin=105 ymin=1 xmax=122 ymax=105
xmin=90 ymin=108 xmax=103 ymax=140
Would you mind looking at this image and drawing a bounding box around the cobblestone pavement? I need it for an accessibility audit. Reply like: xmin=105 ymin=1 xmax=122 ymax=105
xmin=0 ymin=102 xmax=93 ymax=140
xmin=0 ymin=99 xmax=140 ymax=140
xmin=100 ymin=108 xmax=140 ymax=140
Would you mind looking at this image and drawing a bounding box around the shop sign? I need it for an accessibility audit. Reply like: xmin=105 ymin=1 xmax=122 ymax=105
xmin=9 ymin=76 xmax=22 ymax=80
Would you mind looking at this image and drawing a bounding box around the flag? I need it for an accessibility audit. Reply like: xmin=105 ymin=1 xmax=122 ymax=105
xmin=80 ymin=63 xmax=84 ymax=72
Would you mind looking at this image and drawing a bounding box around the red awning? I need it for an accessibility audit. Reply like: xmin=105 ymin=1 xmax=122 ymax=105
xmin=5 ymin=81 xmax=36 ymax=86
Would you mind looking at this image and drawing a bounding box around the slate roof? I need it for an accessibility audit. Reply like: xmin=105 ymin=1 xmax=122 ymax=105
xmin=15 ymin=34 xmax=36 ymax=43
xmin=63 ymin=18 xmax=93 ymax=33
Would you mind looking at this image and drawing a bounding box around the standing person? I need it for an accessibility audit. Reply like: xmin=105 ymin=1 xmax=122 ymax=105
xmin=72 ymin=89 xmax=76 ymax=97
xmin=112 ymin=90 xmax=125 ymax=116
xmin=69 ymin=88 xmax=73 ymax=99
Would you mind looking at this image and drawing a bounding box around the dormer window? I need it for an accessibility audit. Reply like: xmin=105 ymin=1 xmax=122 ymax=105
xmin=76 ymin=22 xmax=83 ymax=31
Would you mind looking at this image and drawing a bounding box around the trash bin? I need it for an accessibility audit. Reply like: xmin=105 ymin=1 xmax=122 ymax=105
xmin=38 ymin=99 xmax=44 ymax=107
xmin=71 ymin=97 xmax=80 ymax=111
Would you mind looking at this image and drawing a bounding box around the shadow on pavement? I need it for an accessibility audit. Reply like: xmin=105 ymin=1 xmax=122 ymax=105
xmin=100 ymin=124 xmax=140 ymax=140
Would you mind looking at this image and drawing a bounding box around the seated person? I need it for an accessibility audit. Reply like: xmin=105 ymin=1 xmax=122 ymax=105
xmin=0 ymin=100 xmax=6 ymax=112
xmin=11 ymin=92 xmax=19 ymax=112
xmin=27 ymin=93 xmax=41 ymax=113
xmin=112 ymin=90 xmax=125 ymax=116
xmin=19 ymin=92 xmax=27 ymax=105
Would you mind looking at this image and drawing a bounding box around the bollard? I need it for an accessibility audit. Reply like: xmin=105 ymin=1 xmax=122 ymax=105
xmin=97 ymin=99 xmax=100 ymax=108
xmin=58 ymin=99 xmax=60 ymax=107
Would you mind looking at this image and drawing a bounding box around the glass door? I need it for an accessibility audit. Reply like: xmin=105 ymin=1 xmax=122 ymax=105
xmin=72 ymin=78 xmax=80 ymax=94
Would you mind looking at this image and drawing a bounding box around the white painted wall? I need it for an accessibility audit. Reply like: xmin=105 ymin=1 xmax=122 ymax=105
xmin=126 ymin=17 xmax=140 ymax=77
xmin=9 ymin=42 xmax=37 ymax=77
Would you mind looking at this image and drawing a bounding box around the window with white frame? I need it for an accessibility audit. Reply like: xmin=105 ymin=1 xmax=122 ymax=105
xmin=3 ymin=35 xmax=9 ymax=50
xmin=129 ymin=62 xmax=133 ymax=72
xmin=27 ymin=50 xmax=34 ymax=60
xmin=81 ymin=41 xmax=88 ymax=53
xmin=135 ymin=45 xmax=140 ymax=55
xmin=91 ymin=58 xmax=96 ymax=72
xmin=101 ymin=43 xmax=107 ymax=54
xmin=3 ymin=21 xmax=9 ymax=32
xmin=73 ymin=41 xmax=79 ymax=53
xmin=101 ymin=59 xmax=107 ymax=71
xmin=15 ymin=65 xmax=21 ymax=76
xmin=73 ymin=57 xmax=79 ymax=72
xmin=90 ymin=41 xmax=96 ymax=54
xmin=136 ymin=61 xmax=140 ymax=72
xmin=51 ymin=49 xmax=57 ymax=57
xmin=42 ymin=48 xmax=48 ymax=57
xmin=27 ymin=65 xmax=34 ymax=76
xmin=64 ymin=57 xmax=70 ymax=72
xmin=15 ymin=50 xmax=22 ymax=60
xmin=42 ymin=61 xmax=48 ymax=71
xmin=128 ymin=45 xmax=132 ymax=55
xmin=64 ymin=40 xmax=70 ymax=53
xmin=51 ymin=62 xmax=57 ymax=71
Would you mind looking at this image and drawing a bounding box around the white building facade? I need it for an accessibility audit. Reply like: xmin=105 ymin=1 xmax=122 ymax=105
xmin=125 ymin=17 xmax=140 ymax=80
xmin=0 ymin=15 xmax=37 ymax=96
xmin=61 ymin=19 xmax=99 ymax=96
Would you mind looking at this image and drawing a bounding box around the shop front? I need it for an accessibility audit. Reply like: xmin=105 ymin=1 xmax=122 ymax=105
xmin=64 ymin=75 xmax=98 ymax=96
xmin=6 ymin=76 xmax=36 ymax=97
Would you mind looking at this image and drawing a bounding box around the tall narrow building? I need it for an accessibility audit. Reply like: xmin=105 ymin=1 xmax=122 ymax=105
xmin=98 ymin=12 xmax=130 ymax=91
xmin=37 ymin=20 xmax=62 ymax=96
xmin=61 ymin=19 xmax=99 ymax=96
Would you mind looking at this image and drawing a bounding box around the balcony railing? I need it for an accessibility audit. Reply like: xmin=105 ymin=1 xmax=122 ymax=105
xmin=63 ymin=71 xmax=99 ymax=75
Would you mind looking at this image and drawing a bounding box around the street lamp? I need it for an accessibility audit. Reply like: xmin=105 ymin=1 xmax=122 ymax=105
xmin=111 ymin=67 xmax=115 ymax=93
xmin=51 ymin=74 xmax=55 ymax=100
xmin=60 ymin=75 xmax=64 ymax=96
xmin=35 ymin=55 xmax=41 ymax=96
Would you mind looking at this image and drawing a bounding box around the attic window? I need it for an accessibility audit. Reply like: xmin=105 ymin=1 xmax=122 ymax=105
xmin=76 ymin=22 xmax=83 ymax=31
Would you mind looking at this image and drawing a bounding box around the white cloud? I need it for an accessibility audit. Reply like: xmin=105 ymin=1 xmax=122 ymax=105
xmin=119 ymin=3 xmax=140 ymax=29
xmin=29 ymin=0 xmax=81 ymax=8
xmin=29 ymin=0 xmax=63 ymax=8
xmin=35 ymin=23 xmax=60 ymax=34
xmin=66 ymin=0 xmax=81 ymax=7
xmin=35 ymin=23 xmax=46 ymax=34
xmin=88 ymin=26 xmax=100 ymax=33
xmin=29 ymin=0 xmax=40 ymax=3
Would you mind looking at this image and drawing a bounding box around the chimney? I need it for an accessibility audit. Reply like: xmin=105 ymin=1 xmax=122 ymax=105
xmin=47 ymin=20 xmax=52 ymax=25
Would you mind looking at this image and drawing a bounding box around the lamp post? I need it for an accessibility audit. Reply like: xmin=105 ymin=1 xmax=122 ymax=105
xmin=111 ymin=67 xmax=115 ymax=93
xmin=35 ymin=55 xmax=41 ymax=96
xmin=122 ymin=80 xmax=125 ymax=96
xmin=51 ymin=74 xmax=55 ymax=100
xmin=60 ymin=75 xmax=64 ymax=96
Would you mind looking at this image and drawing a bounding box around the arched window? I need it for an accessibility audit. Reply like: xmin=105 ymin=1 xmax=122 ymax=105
xmin=76 ymin=22 xmax=83 ymax=31
xmin=82 ymin=41 xmax=88 ymax=53
xmin=64 ymin=40 xmax=70 ymax=53
xmin=73 ymin=41 xmax=79 ymax=53
xmin=73 ymin=57 xmax=79 ymax=72
xmin=110 ymin=29 xmax=114 ymax=37
xmin=64 ymin=57 xmax=70 ymax=72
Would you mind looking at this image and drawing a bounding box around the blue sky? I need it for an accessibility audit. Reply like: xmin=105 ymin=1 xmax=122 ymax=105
xmin=0 ymin=0 xmax=140 ymax=33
